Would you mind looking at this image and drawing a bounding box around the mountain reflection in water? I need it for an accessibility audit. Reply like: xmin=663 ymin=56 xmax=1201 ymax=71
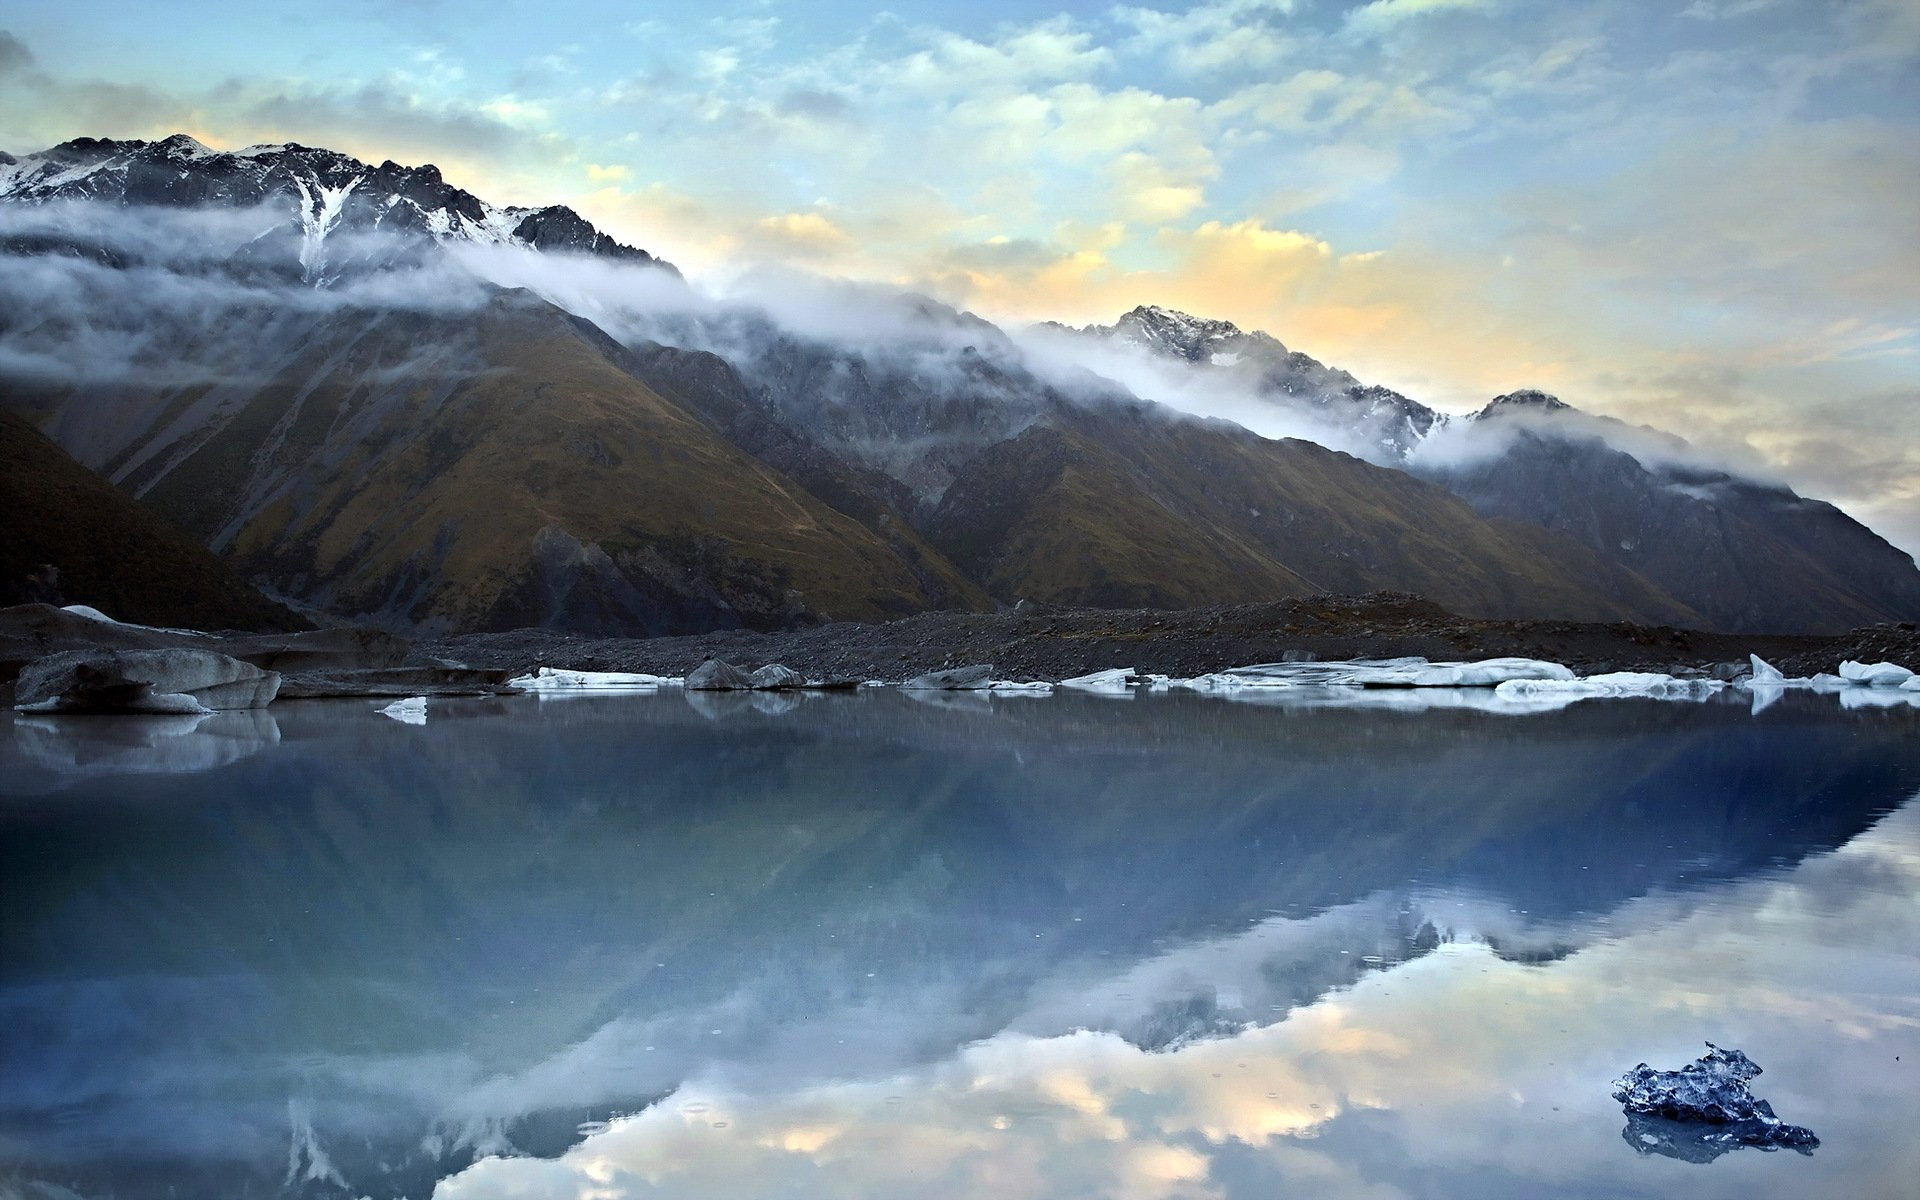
xmin=2 ymin=690 xmax=1917 ymax=1199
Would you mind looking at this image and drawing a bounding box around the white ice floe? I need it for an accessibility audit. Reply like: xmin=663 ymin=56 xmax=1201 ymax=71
xmin=1742 ymin=655 xmax=1917 ymax=703
xmin=987 ymin=681 xmax=1054 ymax=695
xmin=1494 ymin=673 xmax=1726 ymax=701
xmin=1838 ymin=660 xmax=1916 ymax=688
xmin=1057 ymin=668 xmax=1139 ymax=694
xmin=507 ymin=667 xmax=683 ymax=691
xmin=378 ymin=696 xmax=428 ymax=725
xmin=1171 ymin=657 xmax=1575 ymax=691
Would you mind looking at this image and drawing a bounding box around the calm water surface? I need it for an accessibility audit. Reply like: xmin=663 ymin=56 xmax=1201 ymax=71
xmin=3 ymin=689 xmax=1919 ymax=1199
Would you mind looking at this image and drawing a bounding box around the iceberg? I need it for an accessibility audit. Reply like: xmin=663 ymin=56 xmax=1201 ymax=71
xmin=986 ymin=680 xmax=1053 ymax=695
xmin=15 ymin=648 xmax=280 ymax=713
xmin=901 ymin=665 xmax=996 ymax=690
xmin=1173 ymin=657 xmax=1576 ymax=691
xmin=1058 ymin=668 xmax=1139 ymax=694
xmin=378 ymin=696 xmax=428 ymax=725
xmin=1838 ymin=660 xmax=1916 ymax=688
xmin=1495 ymin=673 xmax=1725 ymax=701
xmin=1612 ymin=1043 xmax=1818 ymax=1155
xmin=508 ymin=667 xmax=682 ymax=691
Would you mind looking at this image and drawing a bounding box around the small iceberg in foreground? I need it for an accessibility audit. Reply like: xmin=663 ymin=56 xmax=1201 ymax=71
xmin=1838 ymin=659 xmax=1916 ymax=688
xmin=378 ymin=696 xmax=428 ymax=725
xmin=1170 ymin=657 xmax=1577 ymax=691
xmin=507 ymin=667 xmax=683 ymax=691
xmin=1613 ymin=1043 xmax=1818 ymax=1158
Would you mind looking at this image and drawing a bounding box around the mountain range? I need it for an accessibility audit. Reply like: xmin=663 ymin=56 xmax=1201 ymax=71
xmin=2 ymin=134 xmax=1915 ymax=636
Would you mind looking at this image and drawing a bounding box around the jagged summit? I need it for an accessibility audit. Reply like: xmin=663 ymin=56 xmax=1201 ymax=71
xmin=0 ymin=133 xmax=674 ymax=275
xmin=1072 ymin=305 xmax=1441 ymax=459
xmin=1477 ymin=390 xmax=1575 ymax=420
xmin=1109 ymin=304 xmax=1263 ymax=362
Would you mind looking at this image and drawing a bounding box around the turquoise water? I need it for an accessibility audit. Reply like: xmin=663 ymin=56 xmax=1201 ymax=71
xmin=3 ymin=690 xmax=1918 ymax=1198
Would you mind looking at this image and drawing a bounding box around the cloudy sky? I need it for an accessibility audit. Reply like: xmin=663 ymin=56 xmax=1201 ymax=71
xmin=2 ymin=0 xmax=1916 ymax=551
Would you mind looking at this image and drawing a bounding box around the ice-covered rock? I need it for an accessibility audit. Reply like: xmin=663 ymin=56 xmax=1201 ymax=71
xmin=747 ymin=664 xmax=807 ymax=690
xmin=378 ymin=696 xmax=428 ymax=725
xmin=1058 ymin=668 xmax=1138 ymax=693
xmin=685 ymin=660 xmax=755 ymax=691
xmin=901 ymin=665 xmax=996 ymax=690
xmin=507 ymin=667 xmax=681 ymax=690
xmin=1838 ymin=660 xmax=1916 ymax=688
xmin=14 ymin=648 xmax=280 ymax=714
xmin=1612 ymin=1043 xmax=1818 ymax=1154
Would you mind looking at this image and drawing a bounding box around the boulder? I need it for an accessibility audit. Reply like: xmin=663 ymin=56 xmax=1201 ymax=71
xmin=15 ymin=648 xmax=281 ymax=714
xmin=901 ymin=664 xmax=996 ymax=690
xmin=748 ymin=664 xmax=807 ymax=690
xmin=685 ymin=659 xmax=754 ymax=690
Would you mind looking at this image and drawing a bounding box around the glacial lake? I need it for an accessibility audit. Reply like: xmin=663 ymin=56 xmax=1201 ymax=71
xmin=3 ymin=688 xmax=1919 ymax=1199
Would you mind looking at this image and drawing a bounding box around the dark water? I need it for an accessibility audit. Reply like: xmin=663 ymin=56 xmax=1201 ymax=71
xmin=3 ymin=689 xmax=1919 ymax=1199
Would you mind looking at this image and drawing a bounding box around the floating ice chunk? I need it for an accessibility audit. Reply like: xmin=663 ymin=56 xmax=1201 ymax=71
xmin=1748 ymin=654 xmax=1784 ymax=683
xmin=1058 ymin=668 xmax=1138 ymax=693
xmin=1612 ymin=1043 xmax=1818 ymax=1154
xmin=987 ymin=680 xmax=1053 ymax=694
xmin=507 ymin=667 xmax=682 ymax=690
xmin=901 ymin=665 xmax=995 ymax=690
xmin=1904 ymin=676 xmax=1920 ymax=692
xmin=1495 ymin=673 xmax=1726 ymax=701
xmin=379 ymin=696 xmax=428 ymax=725
xmin=1174 ymin=657 xmax=1575 ymax=690
xmin=1169 ymin=673 xmax=1261 ymax=692
xmin=1838 ymin=660 xmax=1916 ymax=688
xmin=1382 ymin=658 xmax=1576 ymax=687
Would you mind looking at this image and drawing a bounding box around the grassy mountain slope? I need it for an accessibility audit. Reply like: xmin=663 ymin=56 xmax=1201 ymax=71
xmin=1435 ymin=427 xmax=1920 ymax=633
xmin=928 ymin=403 xmax=1701 ymax=623
xmin=0 ymin=410 xmax=300 ymax=629
xmin=34 ymin=291 xmax=984 ymax=634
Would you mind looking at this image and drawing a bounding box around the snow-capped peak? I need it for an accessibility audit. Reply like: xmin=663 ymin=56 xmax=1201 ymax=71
xmin=0 ymin=134 xmax=676 ymax=281
xmin=1110 ymin=304 xmax=1252 ymax=362
xmin=1475 ymin=390 xmax=1576 ymax=421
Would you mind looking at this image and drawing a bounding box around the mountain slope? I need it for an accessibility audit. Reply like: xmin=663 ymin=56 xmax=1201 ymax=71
xmin=1066 ymin=308 xmax=1920 ymax=633
xmin=1434 ymin=401 xmax=1920 ymax=633
xmin=925 ymin=401 xmax=1698 ymax=621
xmin=0 ymin=410 xmax=299 ymax=629
xmin=11 ymin=290 xmax=984 ymax=634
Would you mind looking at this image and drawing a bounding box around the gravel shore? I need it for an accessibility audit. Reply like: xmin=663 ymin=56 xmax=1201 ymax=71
xmin=422 ymin=592 xmax=1920 ymax=684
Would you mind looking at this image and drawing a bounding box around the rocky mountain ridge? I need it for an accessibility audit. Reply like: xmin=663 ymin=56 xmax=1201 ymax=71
xmin=0 ymin=133 xmax=673 ymax=280
xmin=2 ymin=134 xmax=1915 ymax=635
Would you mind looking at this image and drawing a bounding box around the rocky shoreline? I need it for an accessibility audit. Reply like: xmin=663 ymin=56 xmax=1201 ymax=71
xmin=6 ymin=594 xmax=1917 ymax=704
xmin=422 ymin=593 xmax=1920 ymax=685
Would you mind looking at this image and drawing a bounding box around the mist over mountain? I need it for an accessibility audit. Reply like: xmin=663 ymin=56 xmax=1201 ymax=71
xmin=1 ymin=135 xmax=1914 ymax=636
